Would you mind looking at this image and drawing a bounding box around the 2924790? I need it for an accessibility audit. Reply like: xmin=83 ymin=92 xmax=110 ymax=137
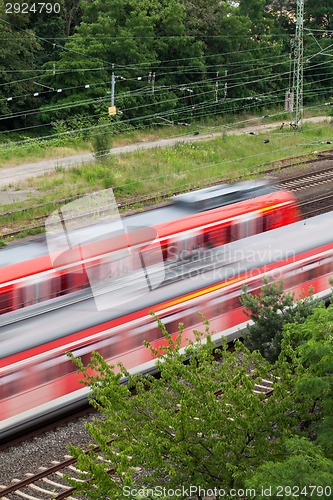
xmin=5 ymin=3 xmax=61 ymax=14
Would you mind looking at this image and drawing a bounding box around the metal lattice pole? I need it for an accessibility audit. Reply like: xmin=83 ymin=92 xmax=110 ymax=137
xmin=291 ymin=0 xmax=304 ymax=129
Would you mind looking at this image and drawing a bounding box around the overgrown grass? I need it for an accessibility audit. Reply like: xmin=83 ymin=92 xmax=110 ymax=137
xmin=0 ymin=104 xmax=328 ymax=168
xmin=0 ymin=138 xmax=91 ymax=167
xmin=0 ymin=120 xmax=332 ymax=239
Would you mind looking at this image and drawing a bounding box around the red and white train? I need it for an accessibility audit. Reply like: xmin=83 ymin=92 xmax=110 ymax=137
xmin=1 ymin=211 xmax=332 ymax=441
xmin=0 ymin=180 xmax=299 ymax=316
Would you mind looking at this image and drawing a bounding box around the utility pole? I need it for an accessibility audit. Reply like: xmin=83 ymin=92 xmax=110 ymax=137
xmin=148 ymin=72 xmax=156 ymax=93
xmin=111 ymin=63 xmax=115 ymax=107
xmin=291 ymin=0 xmax=304 ymax=129
xmin=215 ymin=71 xmax=219 ymax=103
xmin=109 ymin=63 xmax=117 ymax=116
xmin=224 ymin=70 xmax=228 ymax=99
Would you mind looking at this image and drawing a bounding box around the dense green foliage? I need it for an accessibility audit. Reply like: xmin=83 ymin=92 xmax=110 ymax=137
xmin=281 ymin=304 xmax=333 ymax=459
xmin=67 ymin=294 xmax=333 ymax=498
xmin=240 ymin=278 xmax=322 ymax=362
xmin=1 ymin=0 xmax=333 ymax=135
xmin=245 ymin=438 xmax=333 ymax=499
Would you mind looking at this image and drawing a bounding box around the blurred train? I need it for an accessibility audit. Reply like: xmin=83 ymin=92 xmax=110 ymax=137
xmin=0 ymin=180 xmax=299 ymax=316
xmin=1 ymin=211 xmax=332 ymax=441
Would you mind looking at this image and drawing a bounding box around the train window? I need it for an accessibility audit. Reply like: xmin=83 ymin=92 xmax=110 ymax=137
xmin=204 ymin=298 xmax=221 ymax=319
xmin=302 ymin=260 xmax=322 ymax=282
xmin=36 ymin=276 xmax=61 ymax=302
xmin=223 ymin=293 xmax=241 ymax=312
xmin=96 ymin=339 xmax=118 ymax=360
xmin=285 ymin=267 xmax=301 ymax=289
xmin=0 ymin=291 xmax=12 ymax=314
xmin=231 ymin=214 xmax=258 ymax=241
xmin=211 ymin=301 xmax=221 ymax=318
xmin=41 ymin=360 xmax=60 ymax=383
xmin=90 ymin=257 xmax=131 ymax=283
xmin=204 ymin=289 xmax=241 ymax=316
xmin=50 ymin=277 xmax=61 ymax=298
xmin=59 ymin=274 xmax=72 ymax=295
xmin=25 ymin=285 xmax=35 ymax=306
xmin=162 ymin=309 xmax=186 ymax=329
xmin=38 ymin=356 xmax=75 ymax=383
xmin=70 ymin=270 xmax=89 ymax=291
xmin=231 ymin=221 xmax=240 ymax=241
xmin=81 ymin=352 xmax=92 ymax=366
xmin=245 ymin=278 xmax=262 ymax=293
xmin=16 ymin=283 xmax=38 ymax=308
xmin=183 ymin=309 xmax=201 ymax=329
xmin=255 ymin=216 xmax=263 ymax=235
xmin=224 ymin=225 xmax=231 ymax=244
xmin=285 ymin=259 xmax=325 ymax=290
xmin=262 ymin=214 xmax=270 ymax=232
xmin=204 ymin=224 xmax=231 ymax=248
xmin=124 ymin=323 xmax=162 ymax=349
xmin=322 ymin=256 xmax=333 ymax=276
xmin=73 ymin=341 xmax=106 ymax=366
xmin=0 ymin=372 xmax=21 ymax=399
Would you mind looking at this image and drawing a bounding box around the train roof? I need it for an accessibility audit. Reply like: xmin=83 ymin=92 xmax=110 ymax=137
xmin=171 ymin=179 xmax=273 ymax=211
xmin=1 ymin=211 xmax=332 ymax=360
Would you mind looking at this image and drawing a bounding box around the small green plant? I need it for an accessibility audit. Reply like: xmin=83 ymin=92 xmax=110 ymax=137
xmin=240 ymin=278 xmax=322 ymax=362
xmin=91 ymin=120 xmax=113 ymax=161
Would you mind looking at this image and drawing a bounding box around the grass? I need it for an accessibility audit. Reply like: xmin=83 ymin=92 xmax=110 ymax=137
xmin=0 ymin=117 xmax=332 ymax=240
xmin=0 ymin=140 xmax=91 ymax=168
xmin=0 ymin=104 xmax=328 ymax=168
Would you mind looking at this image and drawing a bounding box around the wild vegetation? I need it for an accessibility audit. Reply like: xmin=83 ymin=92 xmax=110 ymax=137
xmin=1 ymin=0 xmax=333 ymax=142
xmin=67 ymin=285 xmax=333 ymax=498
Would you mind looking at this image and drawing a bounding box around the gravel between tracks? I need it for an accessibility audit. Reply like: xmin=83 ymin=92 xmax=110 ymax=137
xmin=0 ymin=414 xmax=96 ymax=485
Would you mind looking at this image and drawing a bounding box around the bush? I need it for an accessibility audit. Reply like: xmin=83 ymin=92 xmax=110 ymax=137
xmin=240 ymin=278 xmax=322 ymax=362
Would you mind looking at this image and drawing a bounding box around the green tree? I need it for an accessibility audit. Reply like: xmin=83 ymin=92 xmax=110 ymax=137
xmin=0 ymin=4 xmax=41 ymax=130
xmin=281 ymin=304 xmax=333 ymax=459
xmin=240 ymin=279 xmax=322 ymax=362
xmin=245 ymin=437 xmax=333 ymax=499
xmin=238 ymin=0 xmax=268 ymax=34
xmin=245 ymin=300 xmax=333 ymax=497
xmin=67 ymin=319 xmax=294 ymax=498
xmin=44 ymin=0 xmax=204 ymax=124
xmin=64 ymin=0 xmax=83 ymax=35
xmin=265 ymin=1 xmax=296 ymax=32
xmin=4 ymin=0 xmax=69 ymax=67
xmin=91 ymin=118 xmax=114 ymax=160
xmin=304 ymin=0 xmax=333 ymax=32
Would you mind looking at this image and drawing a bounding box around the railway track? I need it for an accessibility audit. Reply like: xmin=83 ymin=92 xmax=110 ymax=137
xmin=298 ymin=192 xmax=333 ymax=218
xmin=0 ymin=380 xmax=273 ymax=498
xmin=0 ymin=448 xmax=108 ymax=500
xmin=277 ymin=166 xmax=333 ymax=192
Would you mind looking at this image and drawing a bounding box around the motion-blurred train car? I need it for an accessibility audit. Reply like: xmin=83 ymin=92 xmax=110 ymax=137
xmin=1 ymin=211 xmax=332 ymax=441
xmin=0 ymin=180 xmax=299 ymax=315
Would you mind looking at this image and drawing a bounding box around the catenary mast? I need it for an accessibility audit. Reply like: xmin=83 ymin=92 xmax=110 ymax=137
xmin=291 ymin=0 xmax=304 ymax=129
